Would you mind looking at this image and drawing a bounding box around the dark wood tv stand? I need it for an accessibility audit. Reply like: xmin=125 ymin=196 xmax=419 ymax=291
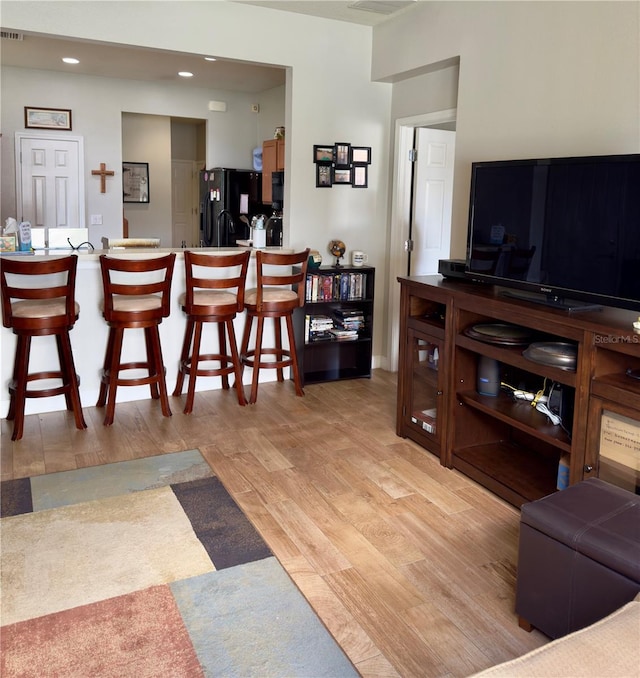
xmin=396 ymin=275 xmax=640 ymax=507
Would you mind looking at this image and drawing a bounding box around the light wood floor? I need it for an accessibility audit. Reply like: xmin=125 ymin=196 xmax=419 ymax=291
xmin=1 ymin=370 xmax=547 ymax=677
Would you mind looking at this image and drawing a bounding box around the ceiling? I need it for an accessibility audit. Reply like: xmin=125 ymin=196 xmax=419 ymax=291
xmin=0 ymin=1 xmax=417 ymax=94
xmin=0 ymin=34 xmax=288 ymax=94
xmin=234 ymin=0 xmax=417 ymax=25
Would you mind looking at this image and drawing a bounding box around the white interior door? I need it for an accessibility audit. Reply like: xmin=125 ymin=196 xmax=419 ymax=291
xmin=15 ymin=133 xmax=85 ymax=233
xmin=386 ymin=109 xmax=457 ymax=373
xmin=410 ymin=127 xmax=456 ymax=275
xmin=171 ymin=160 xmax=199 ymax=247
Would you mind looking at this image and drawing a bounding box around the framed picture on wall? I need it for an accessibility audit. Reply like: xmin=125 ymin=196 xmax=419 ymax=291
xmin=123 ymin=162 xmax=150 ymax=203
xmin=314 ymin=145 xmax=334 ymax=163
xmin=334 ymin=143 xmax=351 ymax=168
xmin=316 ymin=164 xmax=332 ymax=187
xmin=25 ymin=107 xmax=72 ymax=131
xmin=352 ymin=165 xmax=368 ymax=188
xmin=332 ymin=168 xmax=352 ymax=185
xmin=351 ymin=146 xmax=371 ymax=165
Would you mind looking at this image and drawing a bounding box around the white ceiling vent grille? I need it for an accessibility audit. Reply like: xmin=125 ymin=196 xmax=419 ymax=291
xmin=348 ymin=1 xmax=415 ymax=15
xmin=1 ymin=30 xmax=24 ymax=40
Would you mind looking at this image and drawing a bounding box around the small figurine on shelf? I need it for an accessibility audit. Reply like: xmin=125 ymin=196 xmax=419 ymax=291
xmin=329 ymin=240 xmax=346 ymax=267
xmin=308 ymin=250 xmax=322 ymax=269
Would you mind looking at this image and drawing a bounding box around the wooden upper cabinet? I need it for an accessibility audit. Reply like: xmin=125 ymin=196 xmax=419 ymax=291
xmin=262 ymin=138 xmax=285 ymax=204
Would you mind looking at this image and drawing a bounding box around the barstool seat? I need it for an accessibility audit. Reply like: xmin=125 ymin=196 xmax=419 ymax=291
xmin=240 ymin=248 xmax=309 ymax=404
xmin=173 ymin=250 xmax=250 ymax=413
xmin=1 ymin=254 xmax=87 ymax=441
xmin=96 ymin=253 xmax=176 ymax=426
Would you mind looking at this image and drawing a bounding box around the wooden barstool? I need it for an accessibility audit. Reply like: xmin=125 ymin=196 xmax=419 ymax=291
xmin=0 ymin=254 xmax=87 ymax=441
xmin=96 ymin=253 xmax=175 ymax=425
xmin=173 ymin=250 xmax=250 ymax=413
xmin=240 ymin=248 xmax=310 ymax=404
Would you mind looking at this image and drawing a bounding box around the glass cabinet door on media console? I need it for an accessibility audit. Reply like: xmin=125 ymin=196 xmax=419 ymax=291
xmin=396 ymin=281 xmax=450 ymax=461
xmin=406 ymin=328 xmax=445 ymax=453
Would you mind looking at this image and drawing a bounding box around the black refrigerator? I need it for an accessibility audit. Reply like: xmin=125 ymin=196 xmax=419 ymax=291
xmin=199 ymin=168 xmax=263 ymax=247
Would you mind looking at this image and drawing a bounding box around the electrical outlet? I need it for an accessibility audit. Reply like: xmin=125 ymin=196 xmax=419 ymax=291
xmin=251 ymin=103 xmax=260 ymax=113
xmin=90 ymin=214 xmax=103 ymax=225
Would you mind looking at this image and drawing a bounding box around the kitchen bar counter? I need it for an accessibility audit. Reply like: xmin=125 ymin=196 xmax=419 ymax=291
xmin=1 ymin=246 xmax=292 ymax=417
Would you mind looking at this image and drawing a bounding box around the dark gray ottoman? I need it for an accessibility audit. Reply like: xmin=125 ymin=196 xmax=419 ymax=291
xmin=515 ymin=477 xmax=640 ymax=639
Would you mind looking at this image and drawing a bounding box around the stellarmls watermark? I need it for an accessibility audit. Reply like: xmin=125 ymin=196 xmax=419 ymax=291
xmin=594 ymin=334 xmax=640 ymax=344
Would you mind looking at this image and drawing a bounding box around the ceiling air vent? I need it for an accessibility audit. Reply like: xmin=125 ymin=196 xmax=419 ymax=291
xmin=1 ymin=30 xmax=24 ymax=40
xmin=348 ymin=1 xmax=415 ymax=15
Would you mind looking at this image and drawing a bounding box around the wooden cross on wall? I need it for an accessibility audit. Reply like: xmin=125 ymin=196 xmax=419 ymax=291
xmin=91 ymin=163 xmax=115 ymax=193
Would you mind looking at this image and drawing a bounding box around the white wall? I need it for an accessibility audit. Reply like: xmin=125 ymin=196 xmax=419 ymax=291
xmin=376 ymin=0 xmax=640 ymax=257
xmin=256 ymin=85 xmax=286 ymax=148
xmin=390 ymin=62 xmax=459 ymax=121
xmin=1 ymin=0 xmax=391 ymax=364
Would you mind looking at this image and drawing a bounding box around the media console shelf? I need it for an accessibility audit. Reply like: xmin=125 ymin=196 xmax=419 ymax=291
xmin=397 ymin=275 xmax=640 ymax=507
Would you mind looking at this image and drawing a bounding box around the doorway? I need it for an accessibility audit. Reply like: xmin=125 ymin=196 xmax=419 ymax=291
xmin=409 ymin=126 xmax=456 ymax=276
xmin=171 ymin=160 xmax=200 ymax=247
xmin=122 ymin=114 xmax=204 ymax=246
xmin=387 ymin=109 xmax=457 ymax=372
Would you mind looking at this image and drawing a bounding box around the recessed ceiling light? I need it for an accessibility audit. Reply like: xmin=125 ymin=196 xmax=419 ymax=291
xmin=204 ymin=57 xmax=217 ymax=62
xmin=62 ymin=57 xmax=80 ymax=64
xmin=178 ymin=71 xmax=194 ymax=78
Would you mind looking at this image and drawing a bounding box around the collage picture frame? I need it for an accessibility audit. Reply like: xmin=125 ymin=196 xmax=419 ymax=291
xmin=312 ymin=142 xmax=372 ymax=188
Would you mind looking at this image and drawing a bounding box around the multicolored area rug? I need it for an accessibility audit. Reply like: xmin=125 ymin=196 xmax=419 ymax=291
xmin=0 ymin=450 xmax=358 ymax=677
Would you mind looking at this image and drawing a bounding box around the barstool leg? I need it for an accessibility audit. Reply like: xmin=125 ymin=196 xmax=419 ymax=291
xmin=148 ymin=325 xmax=172 ymax=418
xmin=218 ymin=322 xmax=230 ymax=390
xmin=97 ymin=328 xmax=116 ymax=408
xmin=144 ymin=327 xmax=161 ymax=401
xmin=6 ymin=336 xmax=22 ymax=422
xmin=103 ymin=327 xmax=124 ymax=426
xmin=8 ymin=335 xmax=30 ymax=441
xmin=239 ymin=313 xmax=253 ymax=390
xmin=55 ymin=334 xmax=73 ymax=413
xmin=285 ymin=314 xmax=304 ymax=397
xmin=274 ymin=317 xmax=284 ymax=383
xmin=240 ymin=314 xmax=253 ymax=368
xmin=184 ymin=320 xmax=203 ymax=415
xmin=249 ymin=316 xmax=265 ymax=404
xmin=173 ymin=318 xmax=194 ymax=397
xmin=57 ymin=331 xmax=87 ymax=430
xmin=226 ymin=319 xmax=247 ymax=406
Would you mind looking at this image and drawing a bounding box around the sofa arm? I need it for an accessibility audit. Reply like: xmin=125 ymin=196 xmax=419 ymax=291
xmin=470 ymin=594 xmax=640 ymax=677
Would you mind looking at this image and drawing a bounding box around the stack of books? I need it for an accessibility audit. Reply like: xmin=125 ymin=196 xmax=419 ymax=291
xmin=329 ymin=308 xmax=365 ymax=341
xmin=333 ymin=308 xmax=365 ymax=332
xmin=305 ymin=314 xmax=334 ymax=342
xmin=329 ymin=328 xmax=359 ymax=341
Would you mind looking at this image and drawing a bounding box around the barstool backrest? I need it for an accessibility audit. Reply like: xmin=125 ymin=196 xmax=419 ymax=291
xmin=99 ymin=253 xmax=176 ymax=325
xmin=183 ymin=250 xmax=250 ymax=312
xmin=254 ymin=249 xmax=310 ymax=311
xmin=1 ymin=254 xmax=79 ymax=332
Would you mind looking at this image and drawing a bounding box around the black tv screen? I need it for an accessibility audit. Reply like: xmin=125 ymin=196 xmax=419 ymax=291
xmin=465 ymin=153 xmax=640 ymax=311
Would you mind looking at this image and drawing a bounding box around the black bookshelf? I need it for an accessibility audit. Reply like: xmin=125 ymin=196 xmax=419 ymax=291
xmin=293 ymin=265 xmax=375 ymax=385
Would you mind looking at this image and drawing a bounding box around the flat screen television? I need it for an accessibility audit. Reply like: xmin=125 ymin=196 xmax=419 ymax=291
xmin=465 ymin=153 xmax=640 ymax=311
